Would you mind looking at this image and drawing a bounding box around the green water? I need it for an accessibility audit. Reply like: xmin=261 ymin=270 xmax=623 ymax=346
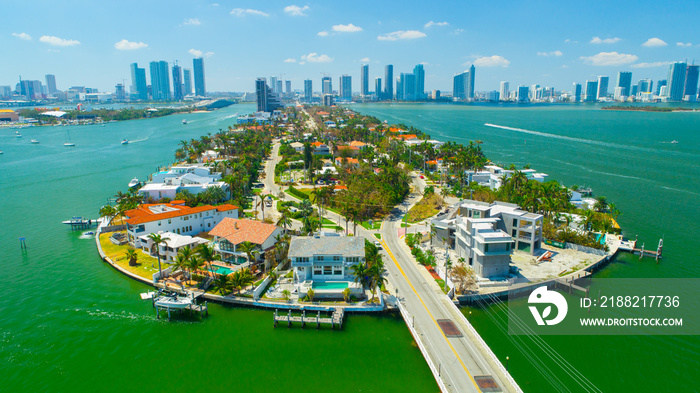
xmin=313 ymin=281 xmax=349 ymax=290
xmin=354 ymin=102 xmax=700 ymax=392
xmin=0 ymin=104 xmax=437 ymax=393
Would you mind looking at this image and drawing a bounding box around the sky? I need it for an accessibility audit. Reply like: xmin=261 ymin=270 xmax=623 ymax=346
xmin=2 ymin=0 xmax=700 ymax=94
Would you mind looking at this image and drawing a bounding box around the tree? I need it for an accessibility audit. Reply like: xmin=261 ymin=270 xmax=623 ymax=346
xmin=125 ymin=247 xmax=139 ymax=267
xmin=197 ymin=243 xmax=221 ymax=277
xmin=306 ymin=289 xmax=316 ymax=302
xmin=351 ymin=262 xmax=369 ymax=292
xmin=147 ymin=233 xmax=170 ymax=277
xmin=230 ymin=268 xmax=253 ymax=294
xmin=368 ymin=263 xmax=387 ymax=302
xmin=342 ymin=287 xmax=351 ymax=302
xmin=282 ymin=289 xmax=291 ymax=301
xmin=450 ymin=264 xmax=476 ymax=294
xmin=188 ymin=256 xmax=205 ymax=282
xmin=99 ymin=205 xmax=117 ymax=224
xmin=238 ymin=241 xmax=258 ymax=266
xmin=276 ymin=208 xmax=292 ymax=235
xmin=214 ymin=274 xmax=230 ymax=295
xmin=593 ymin=196 xmax=608 ymax=213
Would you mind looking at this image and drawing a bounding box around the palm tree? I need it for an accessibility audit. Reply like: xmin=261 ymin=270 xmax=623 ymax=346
xmin=214 ymin=274 xmax=230 ymax=295
xmin=230 ymin=268 xmax=253 ymax=294
xmin=593 ymin=196 xmax=608 ymax=213
xmin=351 ymin=262 xmax=369 ymax=292
xmin=125 ymin=247 xmax=139 ymax=267
xmin=368 ymin=263 xmax=387 ymax=302
xmin=147 ymin=233 xmax=170 ymax=277
xmin=306 ymin=289 xmax=316 ymax=302
xmin=197 ymin=243 xmax=221 ymax=277
xmin=444 ymin=256 xmax=453 ymax=282
xmin=238 ymin=241 xmax=258 ymax=266
xmin=188 ymin=255 xmax=206 ymax=282
xmin=276 ymin=209 xmax=292 ymax=235
xmin=281 ymin=289 xmax=291 ymax=301
xmin=99 ymin=205 xmax=117 ymax=224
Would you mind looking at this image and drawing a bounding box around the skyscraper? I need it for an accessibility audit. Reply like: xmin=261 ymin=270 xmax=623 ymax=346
xmin=270 ymin=77 xmax=278 ymax=94
xmin=616 ymin=72 xmax=632 ymax=97
xmin=193 ymin=57 xmax=206 ymax=97
xmin=149 ymin=61 xmax=171 ymax=100
xmin=45 ymin=74 xmax=57 ymax=95
xmin=115 ymin=84 xmax=126 ymax=101
xmin=572 ymin=83 xmax=582 ymax=102
xmin=499 ymin=81 xmax=509 ymax=102
xmin=384 ymin=65 xmax=394 ymax=100
xmin=130 ymin=63 xmax=148 ymax=100
xmin=374 ymin=78 xmax=382 ymax=98
xmin=683 ymin=65 xmax=699 ymax=101
xmin=172 ymin=64 xmax=183 ymax=100
xmin=322 ymin=76 xmax=332 ymax=95
xmin=596 ymin=76 xmax=609 ymax=100
xmin=183 ymin=69 xmax=192 ymax=96
xmin=255 ymin=77 xmax=282 ymax=112
xmin=453 ymin=71 xmax=467 ymax=99
xmin=637 ymin=79 xmax=653 ymax=95
xmin=339 ymin=75 xmax=352 ymax=100
xmin=360 ymin=64 xmax=369 ymax=96
xmin=413 ymin=64 xmax=425 ymax=100
xmin=517 ymin=85 xmax=529 ymax=102
xmin=304 ymin=79 xmax=312 ymax=102
xmin=149 ymin=61 xmax=162 ymax=100
xmin=666 ymin=61 xmax=687 ymax=101
xmin=398 ymin=73 xmax=416 ymax=101
xmin=285 ymin=80 xmax=292 ymax=96
xmin=655 ymin=80 xmax=667 ymax=96
xmin=467 ymin=64 xmax=475 ymax=99
xmin=584 ymin=80 xmax=598 ymax=102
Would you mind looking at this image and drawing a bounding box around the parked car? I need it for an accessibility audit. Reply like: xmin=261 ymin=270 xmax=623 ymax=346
xmin=374 ymin=241 xmax=382 ymax=250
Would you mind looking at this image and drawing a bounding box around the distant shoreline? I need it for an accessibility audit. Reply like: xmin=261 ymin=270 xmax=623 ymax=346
xmin=602 ymin=105 xmax=699 ymax=112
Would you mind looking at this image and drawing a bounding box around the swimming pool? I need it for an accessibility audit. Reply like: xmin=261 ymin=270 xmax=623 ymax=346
xmin=312 ymin=281 xmax=348 ymax=290
xmin=215 ymin=266 xmax=234 ymax=275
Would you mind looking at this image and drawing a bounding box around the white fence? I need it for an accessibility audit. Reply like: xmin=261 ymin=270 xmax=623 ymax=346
xmin=152 ymin=266 xmax=174 ymax=284
xmin=565 ymin=242 xmax=607 ymax=256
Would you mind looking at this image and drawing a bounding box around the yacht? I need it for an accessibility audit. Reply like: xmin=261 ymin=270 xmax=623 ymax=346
xmin=30 ymin=139 xmax=40 ymax=144
xmin=128 ymin=178 xmax=140 ymax=188
xmin=182 ymin=119 xmax=188 ymax=125
xmin=121 ymin=139 xmax=129 ymax=145
xmin=154 ymin=292 xmax=193 ymax=309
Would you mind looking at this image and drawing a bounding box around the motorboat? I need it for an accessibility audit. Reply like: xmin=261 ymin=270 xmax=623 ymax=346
xmin=154 ymin=293 xmax=193 ymax=309
xmin=182 ymin=119 xmax=188 ymax=125
xmin=671 ymin=140 xmax=679 ymax=144
xmin=121 ymin=139 xmax=129 ymax=145
xmin=15 ymin=132 xmax=22 ymax=138
xmin=128 ymin=177 xmax=139 ymax=188
xmin=30 ymin=139 xmax=40 ymax=144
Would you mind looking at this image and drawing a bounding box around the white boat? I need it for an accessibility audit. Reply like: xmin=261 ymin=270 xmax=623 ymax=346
xmin=154 ymin=294 xmax=193 ymax=309
xmin=671 ymin=140 xmax=679 ymax=144
xmin=64 ymin=129 xmax=75 ymax=147
xmin=128 ymin=178 xmax=139 ymax=188
xmin=182 ymin=119 xmax=188 ymax=125
xmin=15 ymin=132 xmax=22 ymax=138
xmin=31 ymin=139 xmax=40 ymax=144
xmin=121 ymin=139 xmax=129 ymax=145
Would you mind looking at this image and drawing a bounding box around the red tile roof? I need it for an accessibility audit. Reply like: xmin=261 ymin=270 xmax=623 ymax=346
xmin=125 ymin=203 xmax=238 ymax=225
xmin=209 ymin=218 xmax=280 ymax=246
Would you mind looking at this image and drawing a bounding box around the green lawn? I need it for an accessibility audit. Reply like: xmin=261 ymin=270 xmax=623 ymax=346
xmin=99 ymin=233 xmax=160 ymax=280
xmin=374 ymin=233 xmax=382 ymax=240
xmin=359 ymin=220 xmax=382 ymax=231
xmin=435 ymin=279 xmax=449 ymax=294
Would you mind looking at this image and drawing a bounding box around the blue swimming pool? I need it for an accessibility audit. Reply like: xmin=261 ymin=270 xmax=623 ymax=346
xmin=312 ymin=281 xmax=348 ymax=290
xmin=215 ymin=266 xmax=234 ymax=275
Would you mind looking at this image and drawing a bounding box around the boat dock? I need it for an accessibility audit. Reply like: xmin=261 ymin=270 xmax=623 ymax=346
xmin=273 ymin=307 xmax=345 ymax=329
xmin=618 ymin=238 xmax=663 ymax=262
xmin=62 ymin=217 xmax=98 ymax=230
xmin=142 ymin=290 xmax=209 ymax=321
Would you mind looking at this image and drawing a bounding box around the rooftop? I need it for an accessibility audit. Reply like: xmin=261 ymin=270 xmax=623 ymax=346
xmin=125 ymin=203 xmax=238 ymax=225
xmin=210 ymin=218 xmax=280 ymax=246
xmin=288 ymin=236 xmax=364 ymax=258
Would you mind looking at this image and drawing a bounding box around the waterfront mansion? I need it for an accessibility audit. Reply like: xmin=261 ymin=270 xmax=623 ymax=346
xmin=290 ymin=235 xmax=364 ymax=299
xmin=124 ymin=201 xmax=238 ymax=245
xmin=432 ymin=200 xmax=543 ymax=278
xmin=137 ymin=164 xmax=228 ymax=200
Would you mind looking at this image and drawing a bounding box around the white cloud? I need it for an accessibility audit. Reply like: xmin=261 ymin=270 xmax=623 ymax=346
xmin=283 ymin=58 xmax=297 ymax=63
xmin=564 ymin=39 xmax=571 ymax=43
xmin=230 ymin=8 xmax=269 ymax=17
xmin=472 ymin=55 xmax=510 ymax=67
xmin=424 ymin=21 xmax=449 ymax=28
xmin=360 ymin=57 xmax=370 ymax=62
xmin=676 ymin=42 xmax=693 ymax=47
xmin=580 ymin=52 xmax=638 ymax=66
xmin=590 ymin=36 xmax=621 ymax=44
xmin=12 ymin=32 xmax=32 ymax=41
xmin=301 ymin=52 xmax=333 ymax=63
xmin=642 ymin=37 xmax=667 ymax=47
xmin=537 ymin=50 xmax=563 ymax=57
xmin=450 ymin=28 xmax=464 ymax=35
xmin=631 ymin=61 xmax=669 ymax=68
xmin=183 ymin=18 xmax=201 ymax=25
xmin=377 ymin=30 xmax=426 ymax=41
xmin=332 ymin=24 xmax=362 ymax=33
xmin=189 ymin=48 xmax=214 ymax=57
xmin=40 ymin=35 xmax=80 ymax=47
xmin=114 ymin=39 xmax=148 ymax=50
xmin=317 ymin=31 xmax=329 ymax=37
xmin=284 ymin=5 xmax=309 ymax=16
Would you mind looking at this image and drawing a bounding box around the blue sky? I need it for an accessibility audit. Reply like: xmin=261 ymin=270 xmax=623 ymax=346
xmin=2 ymin=0 xmax=699 ymax=93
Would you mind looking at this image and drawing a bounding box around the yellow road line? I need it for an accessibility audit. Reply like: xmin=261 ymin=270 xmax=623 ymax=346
xmin=381 ymin=238 xmax=482 ymax=392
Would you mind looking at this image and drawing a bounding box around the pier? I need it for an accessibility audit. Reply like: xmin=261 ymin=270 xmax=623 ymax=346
xmin=273 ymin=307 xmax=345 ymax=329
xmin=618 ymin=238 xmax=663 ymax=262
xmin=62 ymin=217 xmax=98 ymax=230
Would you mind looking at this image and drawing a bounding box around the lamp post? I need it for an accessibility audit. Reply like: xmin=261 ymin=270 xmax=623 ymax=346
xmin=506 ymin=356 xmax=509 ymax=371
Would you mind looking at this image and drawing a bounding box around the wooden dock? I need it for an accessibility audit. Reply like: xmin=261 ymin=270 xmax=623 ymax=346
xmin=62 ymin=217 xmax=98 ymax=230
xmin=273 ymin=307 xmax=345 ymax=329
xmin=619 ymin=238 xmax=663 ymax=262
xmin=144 ymin=291 xmax=209 ymax=321
xmin=555 ymin=272 xmax=591 ymax=296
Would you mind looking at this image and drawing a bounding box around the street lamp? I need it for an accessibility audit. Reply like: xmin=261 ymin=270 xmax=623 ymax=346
xmin=506 ymin=356 xmax=509 ymax=371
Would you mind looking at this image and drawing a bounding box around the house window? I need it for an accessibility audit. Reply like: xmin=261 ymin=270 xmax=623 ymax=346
xmin=323 ymin=266 xmax=332 ymax=275
xmin=347 ymin=257 xmax=359 ymax=263
xmin=158 ymin=222 xmax=161 ymax=226
xmin=333 ymin=256 xmax=341 ymax=261
xmin=333 ymin=267 xmax=342 ymax=275
xmin=317 ymin=256 xmax=325 ymax=261
xmin=314 ymin=267 xmax=322 ymax=275
xmin=484 ymin=244 xmax=489 ymax=252
xmin=208 ymin=223 xmax=211 ymax=227
xmin=168 ymin=219 xmax=171 ymax=224
xmin=512 ymin=218 xmax=517 ymax=227
xmin=512 ymin=229 xmax=516 ymax=237
xmin=468 ymin=257 xmax=473 ymax=266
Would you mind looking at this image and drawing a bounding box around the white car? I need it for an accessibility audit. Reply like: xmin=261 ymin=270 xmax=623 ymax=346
xmin=374 ymin=241 xmax=382 ymax=250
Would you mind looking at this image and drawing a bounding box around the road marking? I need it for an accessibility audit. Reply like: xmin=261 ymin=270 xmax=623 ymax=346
xmin=381 ymin=238 xmax=482 ymax=392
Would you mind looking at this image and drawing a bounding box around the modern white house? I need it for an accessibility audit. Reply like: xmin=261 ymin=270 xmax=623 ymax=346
xmin=124 ymin=201 xmax=238 ymax=246
xmin=138 ymin=164 xmax=227 ymax=200
xmin=453 ymin=216 xmax=514 ymax=278
xmin=136 ymin=231 xmax=208 ymax=263
xmin=289 ymin=236 xmax=365 ymax=299
xmin=209 ymin=218 xmax=283 ymax=265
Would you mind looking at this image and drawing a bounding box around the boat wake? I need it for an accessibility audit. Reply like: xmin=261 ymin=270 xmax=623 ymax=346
xmin=79 ymin=231 xmax=95 ymax=239
xmin=127 ymin=136 xmax=149 ymax=144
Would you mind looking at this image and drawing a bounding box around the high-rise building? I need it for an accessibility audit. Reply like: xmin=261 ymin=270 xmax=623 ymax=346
xmin=193 ymin=57 xmax=206 ymax=97
xmin=655 ymin=80 xmax=667 ymax=96
xmin=255 ymin=77 xmax=282 ymax=112
xmin=453 ymin=71 xmax=468 ymax=100
xmin=304 ymin=79 xmax=312 ymax=101
xmin=339 ymin=75 xmax=352 ymax=100
xmin=631 ymin=85 xmax=638 ymax=96
xmin=285 ymin=80 xmax=292 ymax=96
xmin=321 ymin=76 xmax=332 ymax=95
xmin=323 ymin=94 xmax=333 ymax=106
xmin=530 ymin=84 xmax=540 ymax=101
xmin=413 ymin=64 xmax=425 ymax=99
xmin=637 ymin=79 xmax=653 ymax=95
xmin=270 ymin=77 xmax=278 ymax=94
xmin=517 ymin=85 xmax=529 ymax=102
xmin=374 ymin=78 xmax=382 ymax=97
xmin=597 ymin=76 xmax=609 ymax=100
xmin=384 ymin=65 xmax=394 ymax=100
xmin=432 ymin=90 xmax=441 ymax=100
xmin=467 ymin=64 xmax=475 ymax=99
xmin=616 ymin=72 xmax=632 ymax=97
xmin=183 ymin=69 xmax=192 ymax=96
xmin=499 ymin=81 xmax=509 ymax=101
xmin=666 ymin=61 xmax=687 ymax=101
xmin=397 ymin=73 xmax=416 ymax=101
xmin=584 ymin=80 xmax=598 ymax=102
xmin=683 ymin=65 xmax=699 ymax=101
xmin=360 ymin=64 xmax=369 ymax=96
xmin=45 ymin=74 xmax=57 ymax=95
xmin=172 ymin=64 xmax=183 ymax=100
xmin=130 ymin=63 xmax=148 ymax=100
xmin=115 ymin=84 xmax=126 ymax=101
xmin=149 ymin=61 xmax=171 ymax=100
xmin=276 ymin=80 xmax=283 ymax=96
xmin=572 ymin=83 xmax=582 ymax=102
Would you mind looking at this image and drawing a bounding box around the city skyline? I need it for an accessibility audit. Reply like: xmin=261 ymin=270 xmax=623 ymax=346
xmin=2 ymin=1 xmax=700 ymax=93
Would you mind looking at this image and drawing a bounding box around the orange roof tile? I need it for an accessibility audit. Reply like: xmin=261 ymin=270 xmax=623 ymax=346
xmin=334 ymin=185 xmax=348 ymax=190
xmin=394 ymin=134 xmax=418 ymax=140
xmin=334 ymin=157 xmax=359 ymax=164
xmin=125 ymin=203 xmax=237 ymax=225
xmin=209 ymin=218 xmax=280 ymax=246
xmin=338 ymin=145 xmax=359 ymax=150
xmin=349 ymin=141 xmax=367 ymax=147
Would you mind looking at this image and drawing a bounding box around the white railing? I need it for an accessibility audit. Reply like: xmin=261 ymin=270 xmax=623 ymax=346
xmin=152 ymin=266 xmax=174 ymax=284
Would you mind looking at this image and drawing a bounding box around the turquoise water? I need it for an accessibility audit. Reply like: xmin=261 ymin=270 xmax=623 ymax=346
xmin=313 ymin=281 xmax=349 ymax=290
xmin=354 ymin=102 xmax=700 ymax=393
xmin=214 ymin=266 xmax=234 ymax=275
xmin=0 ymin=103 xmax=438 ymax=393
